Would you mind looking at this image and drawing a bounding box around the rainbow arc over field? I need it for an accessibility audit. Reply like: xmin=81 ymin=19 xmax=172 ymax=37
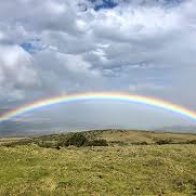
xmin=0 ymin=92 xmax=196 ymax=122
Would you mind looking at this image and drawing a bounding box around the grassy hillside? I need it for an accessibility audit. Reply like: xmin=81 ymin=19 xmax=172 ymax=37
xmin=0 ymin=130 xmax=196 ymax=195
xmin=2 ymin=129 xmax=195 ymax=147
xmin=85 ymin=129 xmax=196 ymax=144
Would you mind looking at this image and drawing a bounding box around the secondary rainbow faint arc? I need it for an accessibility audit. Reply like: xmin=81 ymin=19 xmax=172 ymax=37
xmin=0 ymin=92 xmax=196 ymax=122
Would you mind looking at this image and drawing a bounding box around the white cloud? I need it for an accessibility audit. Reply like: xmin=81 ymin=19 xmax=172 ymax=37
xmin=0 ymin=0 xmax=196 ymax=132
xmin=0 ymin=45 xmax=37 ymax=100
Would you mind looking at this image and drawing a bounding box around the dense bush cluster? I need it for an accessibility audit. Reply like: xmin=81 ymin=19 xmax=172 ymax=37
xmin=87 ymin=139 xmax=108 ymax=146
xmin=64 ymin=133 xmax=89 ymax=147
xmin=187 ymin=140 xmax=196 ymax=144
xmin=59 ymin=133 xmax=108 ymax=147
xmin=155 ymin=139 xmax=173 ymax=145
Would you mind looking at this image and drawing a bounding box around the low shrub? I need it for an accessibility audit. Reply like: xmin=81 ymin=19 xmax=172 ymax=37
xmin=155 ymin=139 xmax=173 ymax=145
xmin=110 ymin=141 xmax=127 ymax=146
xmin=37 ymin=142 xmax=56 ymax=148
xmin=87 ymin=139 xmax=108 ymax=146
xmin=137 ymin=141 xmax=148 ymax=145
xmin=1 ymin=139 xmax=32 ymax=147
xmin=64 ymin=133 xmax=89 ymax=147
xmin=186 ymin=140 xmax=196 ymax=144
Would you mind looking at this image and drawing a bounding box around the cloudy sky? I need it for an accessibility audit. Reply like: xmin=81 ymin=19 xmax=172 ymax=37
xmin=0 ymin=0 xmax=196 ymax=135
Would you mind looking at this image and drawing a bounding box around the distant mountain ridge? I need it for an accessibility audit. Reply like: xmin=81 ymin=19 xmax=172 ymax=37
xmin=157 ymin=125 xmax=196 ymax=133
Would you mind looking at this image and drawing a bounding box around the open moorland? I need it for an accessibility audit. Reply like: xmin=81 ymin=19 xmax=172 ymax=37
xmin=0 ymin=129 xmax=196 ymax=195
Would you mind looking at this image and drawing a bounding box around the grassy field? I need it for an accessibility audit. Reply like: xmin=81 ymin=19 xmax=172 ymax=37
xmin=0 ymin=130 xmax=196 ymax=195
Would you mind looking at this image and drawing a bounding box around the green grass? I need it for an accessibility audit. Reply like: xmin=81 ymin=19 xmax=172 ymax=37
xmin=0 ymin=143 xmax=196 ymax=195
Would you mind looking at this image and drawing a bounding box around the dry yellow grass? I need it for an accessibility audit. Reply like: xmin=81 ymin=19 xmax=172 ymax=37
xmin=0 ymin=143 xmax=196 ymax=195
xmin=94 ymin=130 xmax=196 ymax=144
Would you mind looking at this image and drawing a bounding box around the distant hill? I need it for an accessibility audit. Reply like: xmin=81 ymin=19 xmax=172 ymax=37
xmin=158 ymin=125 xmax=196 ymax=133
xmin=1 ymin=129 xmax=196 ymax=147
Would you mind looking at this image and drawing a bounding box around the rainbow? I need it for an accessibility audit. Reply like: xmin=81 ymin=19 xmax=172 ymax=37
xmin=0 ymin=92 xmax=196 ymax=122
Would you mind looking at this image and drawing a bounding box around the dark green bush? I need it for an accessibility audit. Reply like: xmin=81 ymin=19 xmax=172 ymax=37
xmin=155 ymin=139 xmax=173 ymax=145
xmin=37 ymin=142 xmax=56 ymax=148
xmin=64 ymin=133 xmax=89 ymax=147
xmin=138 ymin=141 xmax=148 ymax=145
xmin=186 ymin=140 xmax=196 ymax=144
xmin=87 ymin=139 xmax=108 ymax=146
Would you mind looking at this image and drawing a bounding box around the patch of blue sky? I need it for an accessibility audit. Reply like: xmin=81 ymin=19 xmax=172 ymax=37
xmin=88 ymin=0 xmax=118 ymax=11
xmin=20 ymin=39 xmax=45 ymax=54
xmin=88 ymin=0 xmax=183 ymax=11
xmin=161 ymin=0 xmax=184 ymax=7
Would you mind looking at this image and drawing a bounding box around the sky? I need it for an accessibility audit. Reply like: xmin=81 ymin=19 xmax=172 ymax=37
xmin=0 ymin=0 xmax=196 ymax=135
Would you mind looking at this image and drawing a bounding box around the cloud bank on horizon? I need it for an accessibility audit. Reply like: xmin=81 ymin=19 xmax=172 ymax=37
xmin=0 ymin=0 xmax=196 ymax=133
